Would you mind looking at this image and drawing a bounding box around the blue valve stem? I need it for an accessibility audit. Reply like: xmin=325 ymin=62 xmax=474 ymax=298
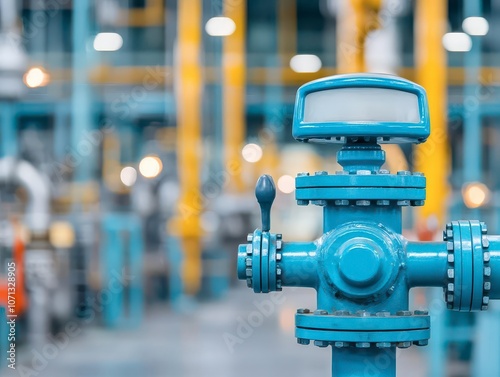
xmin=332 ymin=347 xmax=396 ymax=377
xmin=255 ymin=175 xmax=276 ymax=232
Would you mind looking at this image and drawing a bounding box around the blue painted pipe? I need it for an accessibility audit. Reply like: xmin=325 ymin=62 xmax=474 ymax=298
xmin=237 ymin=240 xmax=318 ymax=288
xmin=280 ymin=242 xmax=318 ymax=288
xmin=406 ymin=241 xmax=448 ymax=288
xmin=0 ymin=306 xmax=7 ymax=369
xmin=332 ymin=347 xmax=396 ymax=377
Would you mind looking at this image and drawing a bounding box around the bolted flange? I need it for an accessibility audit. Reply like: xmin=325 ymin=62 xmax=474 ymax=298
xmin=443 ymin=221 xmax=491 ymax=311
xmin=238 ymin=230 xmax=283 ymax=293
xmin=295 ymin=310 xmax=430 ymax=349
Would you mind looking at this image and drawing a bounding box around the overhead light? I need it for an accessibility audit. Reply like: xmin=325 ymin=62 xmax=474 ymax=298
xmin=241 ymin=143 xmax=263 ymax=163
xmin=139 ymin=156 xmax=163 ymax=178
xmin=462 ymin=17 xmax=489 ymax=36
xmin=289 ymin=54 xmax=322 ymax=73
xmin=120 ymin=166 xmax=137 ymax=187
xmin=205 ymin=17 xmax=236 ymax=37
xmin=23 ymin=67 xmax=50 ymax=88
xmin=462 ymin=182 xmax=490 ymax=208
xmin=93 ymin=32 xmax=123 ymax=51
xmin=442 ymin=32 xmax=472 ymax=52
xmin=277 ymin=175 xmax=295 ymax=194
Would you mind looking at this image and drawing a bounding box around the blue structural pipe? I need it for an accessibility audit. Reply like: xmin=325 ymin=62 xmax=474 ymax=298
xmin=236 ymin=74 xmax=500 ymax=376
xmin=406 ymin=242 xmax=448 ymax=287
xmin=437 ymin=26 xmax=487 ymax=366
xmin=0 ymin=102 xmax=17 ymax=157
xmin=238 ymin=241 xmax=318 ymax=288
xmin=0 ymin=306 xmax=7 ymax=369
xmin=280 ymin=243 xmax=318 ymax=288
xmin=332 ymin=347 xmax=396 ymax=377
xmin=463 ymin=0 xmax=483 ymax=221
xmin=166 ymin=235 xmax=184 ymax=304
xmin=101 ymin=213 xmax=144 ymax=328
xmin=71 ymin=0 xmax=93 ymax=183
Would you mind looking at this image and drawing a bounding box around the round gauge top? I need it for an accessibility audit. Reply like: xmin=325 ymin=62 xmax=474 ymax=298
xmin=292 ymin=73 xmax=430 ymax=144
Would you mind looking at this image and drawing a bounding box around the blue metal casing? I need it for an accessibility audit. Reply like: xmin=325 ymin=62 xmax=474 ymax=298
xmin=237 ymin=74 xmax=500 ymax=377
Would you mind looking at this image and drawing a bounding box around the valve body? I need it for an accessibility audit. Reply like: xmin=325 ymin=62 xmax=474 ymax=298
xmin=236 ymin=74 xmax=500 ymax=377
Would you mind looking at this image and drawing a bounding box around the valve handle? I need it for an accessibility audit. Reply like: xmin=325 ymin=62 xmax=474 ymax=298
xmin=255 ymin=174 xmax=276 ymax=232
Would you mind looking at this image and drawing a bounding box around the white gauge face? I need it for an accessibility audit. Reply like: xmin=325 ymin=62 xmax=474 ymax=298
xmin=303 ymin=87 xmax=421 ymax=124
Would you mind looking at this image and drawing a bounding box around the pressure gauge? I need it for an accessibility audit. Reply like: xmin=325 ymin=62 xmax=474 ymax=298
xmin=292 ymin=73 xmax=430 ymax=144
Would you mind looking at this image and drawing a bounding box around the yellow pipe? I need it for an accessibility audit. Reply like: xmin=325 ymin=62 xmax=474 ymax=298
xmin=336 ymin=0 xmax=382 ymax=73
xmin=169 ymin=0 xmax=203 ymax=295
xmin=336 ymin=0 xmax=362 ymax=73
xmin=102 ymin=132 xmax=124 ymax=193
xmin=382 ymin=144 xmax=409 ymax=172
xmin=46 ymin=65 xmax=500 ymax=86
xmin=414 ymin=0 xmax=450 ymax=235
xmin=101 ymin=132 xmax=136 ymax=195
xmin=278 ymin=0 xmax=296 ymax=62
xmin=223 ymin=0 xmax=246 ymax=193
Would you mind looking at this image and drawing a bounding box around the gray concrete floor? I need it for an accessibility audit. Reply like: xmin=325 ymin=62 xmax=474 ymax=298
xmin=10 ymin=285 xmax=428 ymax=377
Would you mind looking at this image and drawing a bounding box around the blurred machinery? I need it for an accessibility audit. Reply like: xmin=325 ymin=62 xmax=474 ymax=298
xmin=0 ymin=218 xmax=27 ymax=317
xmin=0 ymin=0 xmax=28 ymax=101
xmin=237 ymin=74 xmax=500 ymax=376
xmin=0 ymin=157 xmax=71 ymax=346
xmin=100 ymin=213 xmax=144 ymax=327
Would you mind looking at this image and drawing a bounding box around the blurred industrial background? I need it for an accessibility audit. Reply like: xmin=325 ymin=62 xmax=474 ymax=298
xmin=0 ymin=0 xmax=499 ymax=376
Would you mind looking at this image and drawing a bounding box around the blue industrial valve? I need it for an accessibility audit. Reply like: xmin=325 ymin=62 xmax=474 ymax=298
xmin=236 ymin=74 xmax=500 ymax=376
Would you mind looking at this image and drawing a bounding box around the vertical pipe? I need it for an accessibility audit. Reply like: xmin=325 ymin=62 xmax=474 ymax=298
xmin=0 ymin=0 xmax=18 ymax=31
xmin=0 ymin=102 xmax=17 ymax=157
xmin=0 ymin=0 xmax=23 ymax=145
xmin=494 ymin=129 xmax=500 ymax=234
xmin=278 ymin=0 xmax=296 ymax=63
xmin=54 ymin=103 xmax=68 ymax=160
xmin=336 ymin=0 xmax=365 ymax=73
xmin=332 ymin=347 xmax=396 ymax=377
xmin=129 ymin=216 xmax=144 ymax=327
xmin=336 ymin=0 xmax=382 ymax=74
xmin=463 ymin=0 xmax=483 ymax=219
xmin=414 ymin=8 xmax=448 ymax=375
xmin=482 ymin=235 xmax=500 ymax=375
xmin=174 ymin=0 xmax=203 ymax=295
xmin=263 ymin=56 xmax=282 ymax=180
xmin=213 ymin=0 xmax=224 ymax=174
xmin=272 ymin=0 xmax=295 ymax=144
xmin=71 ymin=0 xmax=93 ymax=183
xmin=214 ymin=41 xmax=223 ymax=173
xmin=30 ymin=0 xmax=47 ymax=62
xmin=223 ymin=0 xmax=246 ymax=192
xmin=101 ymin=223 xmax=123 ymax=327
xmin=0 ymin=306 xmax=6 ymax=369
xmin=414 ymin=0 xmax=449 ymax=232
xmin=473 ymin=305 xmax=500 ymax=377
xmin=427 ymin=287 xmax=447 ymax=377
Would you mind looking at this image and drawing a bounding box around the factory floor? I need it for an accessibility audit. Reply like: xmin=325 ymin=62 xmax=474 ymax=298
xmin=14 ymin=285 xmax=430 ymax=377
